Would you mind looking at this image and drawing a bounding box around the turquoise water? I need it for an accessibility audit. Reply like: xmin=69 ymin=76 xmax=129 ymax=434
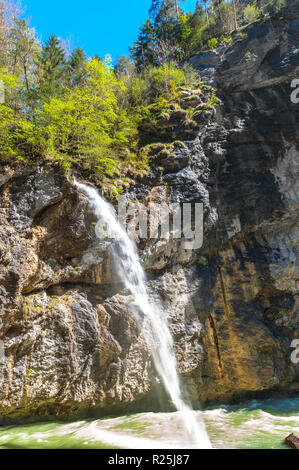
xmin=0 ymin=398 xmax=298 ymax=449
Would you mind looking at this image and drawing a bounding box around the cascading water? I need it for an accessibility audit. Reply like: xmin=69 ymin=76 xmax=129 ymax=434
xmin=75 ymin=180 xmax=211 ymax=449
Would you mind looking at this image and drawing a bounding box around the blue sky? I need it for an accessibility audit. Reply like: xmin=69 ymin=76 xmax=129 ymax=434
xmin=24 ymin=0 xmax=198 ymax=60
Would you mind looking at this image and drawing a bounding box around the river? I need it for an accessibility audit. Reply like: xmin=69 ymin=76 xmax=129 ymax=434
xmin=0 ymin=398 xmax=298 ymax=449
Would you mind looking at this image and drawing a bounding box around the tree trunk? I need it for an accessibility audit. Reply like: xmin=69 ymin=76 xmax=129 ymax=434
xmin=205 ymin=4 xmax=209 ymax=24
xmin=175 ymin=0 xmax=180 ymax=20
xmin=232 ymin=0 xmax=238 ymax=31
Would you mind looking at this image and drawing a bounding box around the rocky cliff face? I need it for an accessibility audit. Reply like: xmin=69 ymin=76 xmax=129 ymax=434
xmin=0 ymin=7 xmax=298 ymax=423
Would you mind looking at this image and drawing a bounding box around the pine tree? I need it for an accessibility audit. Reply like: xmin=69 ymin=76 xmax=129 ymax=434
xmin=38 ymin=34 xmax=66 ymax=100
xmin=67 ymin=46 xmax=86 ymax=87
xmin=149 ymin=0 xmax=185 ymax=21
xmin=149 ymin=1 xmax=170 ymax=21
xmin=129 ymin=20 xmax=157 ymax=70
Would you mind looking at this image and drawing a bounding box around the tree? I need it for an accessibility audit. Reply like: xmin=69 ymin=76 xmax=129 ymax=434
xmin=0 ymin=0 xmax=22 ymax=67
xmin=150 ymin=38 xmax=183 ymax=65
xmin=39 ymin=57 xmax=131 ymax=158
xmin=265 ymin=0 xmax=286 ymax=15
xmin=149 ymin=0 xmax=186 ymax=21
xmin=209 ymin=1 xmax=235 ymax=33
xmin=38 ymin=34 xmax=66 ymax=100
xmin=197 ymin=0 xmax=210 ymax=22
xmin=210 ymin=0 xmax=222 ymax=17
xmin=143 ymin=62 xmax=185 ymax=101
xmin=231 ymin=0 xmax=238 ymax=30
xmin=114 ymin=55 xmax=135 ymax=79
xmin=150 ymin=0 xmax=174 ymax=21
xmin=129 ymin=19 xmax=157 ymax=70
xmin=9 ymin=19 xmax=39 ymax=104
xmin=0 ymin=2 xmax=9 ymax=66
xmin=67 ymin=46 xmax=87 ymax=87
xmin=178 ymin=7 xmax=207 ymax=57
xmin=220 ymin=1 xmax=235 ymax=32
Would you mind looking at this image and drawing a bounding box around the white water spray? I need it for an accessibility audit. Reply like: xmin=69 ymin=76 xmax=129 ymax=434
xmin=75 ymin=180 xmax=211 ymax=449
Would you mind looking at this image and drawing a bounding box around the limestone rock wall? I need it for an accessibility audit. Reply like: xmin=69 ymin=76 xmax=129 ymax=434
xmin=0 ymin=168 xmax=152 ymax=423
xmin=0 ymin=6 xmax=298 ymax=422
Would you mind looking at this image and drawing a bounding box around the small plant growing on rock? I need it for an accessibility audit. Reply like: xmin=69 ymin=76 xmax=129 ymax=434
xmin=208 ymin=38 xmax=218 ymax=51
xmin=220 ymin=35 xmax=233 ymax=47
xmin=206 ymin=89 xmax=219 ymax=107
xmin=198 ymin=256 xmax=208 ymax=267
xmin=27 ymin=369 xmax=39 ymax=378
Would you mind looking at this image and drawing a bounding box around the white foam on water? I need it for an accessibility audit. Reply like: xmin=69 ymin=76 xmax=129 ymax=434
xmin=74 ymin=422 xmax=181 ymax=449
xmin=1 ymin=405 xmax=299 ymax=449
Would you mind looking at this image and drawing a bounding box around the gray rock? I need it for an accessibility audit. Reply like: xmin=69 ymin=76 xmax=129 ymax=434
xmin=0 ymin=6 xmax=298 ymax=422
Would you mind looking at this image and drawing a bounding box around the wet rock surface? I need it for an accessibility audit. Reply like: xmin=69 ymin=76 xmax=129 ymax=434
xmin=0 ymin=6 xmax=298 ymax=422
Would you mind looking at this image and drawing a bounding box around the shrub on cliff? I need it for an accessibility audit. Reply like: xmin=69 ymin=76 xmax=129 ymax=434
xmin=243 ymin=5 xmax=261 ymax=24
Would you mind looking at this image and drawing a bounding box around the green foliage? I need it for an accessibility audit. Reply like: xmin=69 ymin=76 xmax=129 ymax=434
xmin=123 ymin=62 xmax=190 ymax=122
xmin=0 ymin=46 xmax=147 ymax=195
xmin=9 ymin=19 xmax=39 ymax=98
xmin=39 ymin=57 xmax=121 ymax=152
xmin=181 ymin=63 xmax=200 ymax=88
xmin=128 ymin=76 xmax=148 ymax=108
xmin=34 ymin=56 xmax=146 ymax=194
xmin=265 ymin=0 xmax=286 ymax=15
xmin=207 ymin=34 xmax=232 ymax=51
xmin=27 ymin=369 xmax=39 ymax=378
xmin=218 ymin=1 xmax=236 ymax=32
xmin=130 ymin=0 xmax=292 ymax=69
xmin=244 ymin=5 xmax=260 ymax=23
xmin=67 ymin=47 xmax=87 ymax=87
xmin=130 ymin=2 xmax=206 ymax=69
xmin=149 ymin=0 xmax=183 ymax=22
xmin=221 ymin=34 xmax=233 ymax=46
xmin=198 ymin=256 xmax=208 ymax=266
xmin=177 ymin=9 xmax=207 ymax=57
xmin=0 ymin=100 xmax=36 ymax=162
xmin=37 ymin=34 xmax=66 ymax=100
xmin=205 ymin=88 xmax=219 ymax=107
xmin=144 ymin=62 xmax=185 ymax=101
xmin=208 ymin=37 xmax=218 ymax=50
xmin=0 ymin=68 xmax=19 ymax=95
xmin=0 ymin=0 xmax=288 ymax=196
xmin=129 ymin=19 xmax=157 ymax=70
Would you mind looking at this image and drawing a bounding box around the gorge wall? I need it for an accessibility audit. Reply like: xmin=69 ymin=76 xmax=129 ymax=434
xmin=0 ymin=6 xmax=298 ymax=423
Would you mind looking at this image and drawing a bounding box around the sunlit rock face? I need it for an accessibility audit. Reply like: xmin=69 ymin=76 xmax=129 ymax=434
xmin=0 ymin=168 xmax=153 ymax=423
xmin=0 ymin=6 xmax=298 ymax=423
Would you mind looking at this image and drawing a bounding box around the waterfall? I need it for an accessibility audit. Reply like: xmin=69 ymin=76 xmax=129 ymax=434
xmin=75 ymin=180 xmax=211 ymax=449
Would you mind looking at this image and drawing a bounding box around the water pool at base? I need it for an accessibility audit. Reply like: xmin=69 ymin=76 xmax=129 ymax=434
xmin=0 ymin=397 xmax=299 ymax=449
